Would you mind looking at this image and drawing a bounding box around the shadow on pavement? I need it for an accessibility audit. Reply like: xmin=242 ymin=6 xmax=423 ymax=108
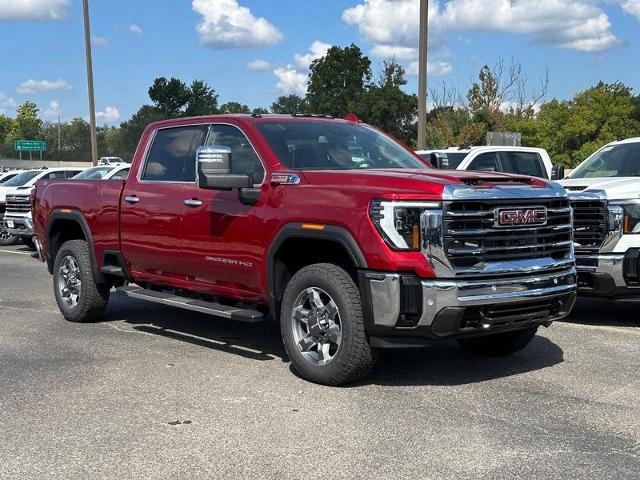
xmin=563 ymin=297 xmax=640 ymax=328
xmin=104 ymin=294 xmax=564 ymax=387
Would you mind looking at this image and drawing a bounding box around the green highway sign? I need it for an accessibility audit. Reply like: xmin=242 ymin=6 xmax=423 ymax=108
xmin=15 ymin=140 xmax=47 ymax=151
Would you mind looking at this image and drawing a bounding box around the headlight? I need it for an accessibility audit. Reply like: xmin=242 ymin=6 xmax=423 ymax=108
xmin=369 ymin=200 xmax=440 ymax=251
xmin=614 ymin=203 xmax=640 ymax=234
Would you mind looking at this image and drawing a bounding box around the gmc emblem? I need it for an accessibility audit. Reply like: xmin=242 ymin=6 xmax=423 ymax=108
xmin=495 ymin=207 xmax=547 ymax=227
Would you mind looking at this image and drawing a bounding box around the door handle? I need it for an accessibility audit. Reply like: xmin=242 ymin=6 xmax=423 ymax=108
xmin=184 ymin=199 xmax=203 ymax=207
xmin=124 ymin=195 xmax=140 ymax=204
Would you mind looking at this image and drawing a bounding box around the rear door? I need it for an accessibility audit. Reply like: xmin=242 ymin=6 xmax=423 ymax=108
xmin=180 ymin=123 xmax=267 ymax=299
xmin=120 ymin=124 xmax=209 ymax=281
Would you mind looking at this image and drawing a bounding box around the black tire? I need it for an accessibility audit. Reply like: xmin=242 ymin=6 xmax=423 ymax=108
xmin=53 ymin=239 xmax=110 ymax=323
xmin=0 ymin=226 xmax=18 ymax=246
xmin=21 ymin=236 xmax=36 ymax=250
xmin=457 ymin=327 xmax=538 ymax=356
xmin=280 ymin=263 xmax=377 ymax=386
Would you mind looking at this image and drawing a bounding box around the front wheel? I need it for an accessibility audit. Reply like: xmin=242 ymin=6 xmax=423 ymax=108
xmin=280 ymin=263 xmax=377 ymax=386
xmin=53 ymin=239 xmax=110 ymax=322
xmin=457 ymin=327 xmax=538 ymax=356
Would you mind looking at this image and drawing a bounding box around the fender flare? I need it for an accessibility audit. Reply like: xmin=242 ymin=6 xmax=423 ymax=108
xmin=45 ymin=209 xmax=106 ymax=284
xmin=266 ymin=223 xmax=367 ymax=320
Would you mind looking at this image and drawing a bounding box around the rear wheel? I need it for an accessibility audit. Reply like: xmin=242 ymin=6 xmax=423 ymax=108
xmin=280 ymin=263 xmax=376 ymax=386
xmin=0 ymin=225 xmax=18 ymax=246
xmin=457 ymin=327 xmax=538 ymax=356
xmin=53 ymin=239 xmax=110 ymax=322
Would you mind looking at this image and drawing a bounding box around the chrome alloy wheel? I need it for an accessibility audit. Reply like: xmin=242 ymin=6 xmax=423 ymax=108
xmin=291 ymin=287 xmax=342 ymax=366
xmin=57 ymin=255 xmax=82 ymax=308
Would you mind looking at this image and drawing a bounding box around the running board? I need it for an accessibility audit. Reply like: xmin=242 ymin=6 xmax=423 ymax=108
xmin=116 ymin=286 xmax=266 ymax=323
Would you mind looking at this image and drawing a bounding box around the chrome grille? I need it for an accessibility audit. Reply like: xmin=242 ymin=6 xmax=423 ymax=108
xmin=5 ymin=195 xmax=31 ymax=214
xmin=443 ymin=199 xmax=572 ymax=269
xmin=570 ymin=199 xmax=607 ymax=251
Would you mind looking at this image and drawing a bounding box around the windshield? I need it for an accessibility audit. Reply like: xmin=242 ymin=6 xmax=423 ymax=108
xmin=569 ymin=142 xmax=640 ymax=178
xmin=2 ymin=170 xmax=41 ymax=187
xmin=256 ymin=121 xmax=426 ymax=171
xmin=73 ymin=166 xmax=114 ymax=180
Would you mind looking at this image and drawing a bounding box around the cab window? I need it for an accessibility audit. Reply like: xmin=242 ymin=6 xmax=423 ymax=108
xmin=499 ymin=152 xmax=546 ymax=178
xmin=142 ymin=125 xmax=209 ymax=182
xmin=468 ymin=153 xmax=500 ymax=172
xmin=206 ymin=124 xmax=265 ymax=183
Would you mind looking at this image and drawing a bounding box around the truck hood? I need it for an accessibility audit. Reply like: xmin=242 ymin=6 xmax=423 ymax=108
xmin=301 ymin=169 xmax=549 ymax=198
xmin=559 ymin=177 xmax=640 ymax=201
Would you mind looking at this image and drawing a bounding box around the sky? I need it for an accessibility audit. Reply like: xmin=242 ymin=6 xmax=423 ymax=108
xmin=0 ymin=0 xmax=639 ymax=125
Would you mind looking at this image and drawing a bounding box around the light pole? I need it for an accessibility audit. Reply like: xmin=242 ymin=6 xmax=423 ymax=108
xmin=417 ymin=0 xmax=429 ymax=150
xmin=82 ymin=0 xmax=98 ymax=166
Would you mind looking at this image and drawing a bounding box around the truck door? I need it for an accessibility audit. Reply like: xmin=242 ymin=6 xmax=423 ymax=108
xmin=120 ymin=124 xmax=209 ymax=282
xmin=180 ymin=123 xmax=267 ymax=300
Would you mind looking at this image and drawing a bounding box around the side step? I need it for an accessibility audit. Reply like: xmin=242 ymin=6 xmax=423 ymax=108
xmin=116 ymin=286 xmax=266 ymax=323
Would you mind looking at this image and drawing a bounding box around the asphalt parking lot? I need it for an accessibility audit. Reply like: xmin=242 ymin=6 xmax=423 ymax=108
xmin=1 ymin=244 xmax=639 ymax=480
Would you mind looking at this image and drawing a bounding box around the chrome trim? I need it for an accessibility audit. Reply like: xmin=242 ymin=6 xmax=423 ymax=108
xmin=365 ymin=268 xmax=577 ymax=328
xmin=4 ymin=215 xmax=33 ymax=236
xmin=368 ymin=274 xmax=401 ymax=326
xmin=184 ymin=199 xmax=203 ymax=207
xmin=33 ymin=236 xmax=45 ymax=262
xmin=576 ymin=254 xmax=639 ymax=291
xmin=124 ymin=196 xmax=140 ymax=204
xmin=442 ymin=181 xmax=569 ymax=201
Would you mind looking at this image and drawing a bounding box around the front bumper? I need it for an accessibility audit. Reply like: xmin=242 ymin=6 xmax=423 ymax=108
xmin=2 ymin=215 xmax=33 ymax=237
xmin=576 ymin=250 xmax=640 ymax=298
xmin=359 ymin=268 xmax=577 ymax=345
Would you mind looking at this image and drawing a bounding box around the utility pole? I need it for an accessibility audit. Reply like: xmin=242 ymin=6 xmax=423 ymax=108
xmin=82 ymin=0 xmax=98 ymax=166
xmin=417 ymin=0 xmax=429 ymax=150
xmin=57 ymin=113 xmax=61 ymax=167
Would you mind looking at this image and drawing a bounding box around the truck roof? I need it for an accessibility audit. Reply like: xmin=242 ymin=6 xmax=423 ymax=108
xmin=146 ymin=114 xmax=356 ymax=131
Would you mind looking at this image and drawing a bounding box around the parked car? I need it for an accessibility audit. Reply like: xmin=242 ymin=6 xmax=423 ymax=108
xmin=72 ymin=164 xmax=130 ymax=181
xmin=416 ymin=146 xmax=564 ymax=180
xmin=1 ymin=170 xmax=41 ymax=246
xmin=559 ymin=137 xmax=640 ymax=298
xmin=32 ymin=114 xmax=577 ymax=385
xmin=0 ymin=170 xmax=24 ymax=185
xmin=99 ymin=156 xmax=124 ymax=166
xmin=2 ymin=167 xmax=83 ymax=248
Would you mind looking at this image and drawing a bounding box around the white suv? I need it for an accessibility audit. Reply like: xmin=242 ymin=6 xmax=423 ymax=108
xmin=560 ymin=137 xmax=640 ymax=298
xmin=416 ymin=146 xmax=561 ymax=180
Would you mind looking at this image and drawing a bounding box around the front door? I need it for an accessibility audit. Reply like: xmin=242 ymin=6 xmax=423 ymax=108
xmin=120 ymin=124 xmax=209 ymax=283
xmin=180 ymin=123 xmax=267 ymax=300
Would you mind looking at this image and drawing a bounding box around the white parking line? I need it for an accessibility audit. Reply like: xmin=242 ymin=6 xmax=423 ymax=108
xmin=0 ymin=249 xmax=31 ymax=256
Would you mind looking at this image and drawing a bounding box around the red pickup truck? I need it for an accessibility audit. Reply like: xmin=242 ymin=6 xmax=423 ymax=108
xmin=32 ymin=114 xmax=577 ymax=385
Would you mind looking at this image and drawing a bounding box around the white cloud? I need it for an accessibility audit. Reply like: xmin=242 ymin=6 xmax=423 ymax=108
xmin=42 ymin=100 xmax=60 ymax=120
xmin=293 ymin=41 xmax=332 ymax=70
xmin=0 ymin=92 xmax=17 ymax=109
xmin=91 ymin=36 xmax=108 ymax=47
xmin=247 ymin=59 xmax=272 ymax=71
xmin=273 ymin=66 xmax=308 ymax=95
xmin=17 ymin=79 xmax=73 ymax=95
xmin=371 ymin=45 xmax=417 ymax=61
xmin=407 ymin=61 xmax=454 ymax=77
xmin=129 ymin=24 xmax=144 ymax=36
xmin=193 ymin=0 xmax=283 ymax=48
xmin=620 ymin=0 xmax=640 ymax=20
xmin=343 ymin=0 xmax=620 ymax=56
xmin=0 ymin=0 xmax=70 ymax=21
xmin=95 ymin=106 xmax=120 ymax=124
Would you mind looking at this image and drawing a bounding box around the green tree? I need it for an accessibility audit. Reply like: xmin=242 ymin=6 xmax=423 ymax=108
xmin=306 ymin=44 xmax=372 ymax=117
xmin=117 ymin=105 xmax=166 ymax=161
xmin=8 ymin=101 xmax=43 ymax=142
xmin=185 ymin=80 xmax=219 ymax=117
xmin=252 ymin=107 xmax=269 ymax=115
xmin=148 ymin=77 xmax=191 ymax=117
xmin=0 ymin=115 xmax=13 ymax=155
xmin=271 ymin=94 xmax=307 ymax=114
xmin=349 ymin=61 xmax=417 ymax=145
xmin=219 ymin=102 xmax=250 ymax=114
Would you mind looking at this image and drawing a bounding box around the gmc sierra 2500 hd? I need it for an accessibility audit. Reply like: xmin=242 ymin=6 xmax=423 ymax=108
xmin=32 ymin=114 xmax=577 ymax=385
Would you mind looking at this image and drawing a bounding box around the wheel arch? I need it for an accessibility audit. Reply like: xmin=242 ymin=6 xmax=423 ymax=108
xmin=267 ymin=223 xmax=367 ymax=321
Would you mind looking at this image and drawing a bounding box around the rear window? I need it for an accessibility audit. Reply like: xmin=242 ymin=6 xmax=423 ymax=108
xmin=74 ymin=167 xmax=114 ymax=180
xmin=1 ymin=170 xmax=40 ymax=187
xmin=500 ymin=152 xmax=546 ymax=178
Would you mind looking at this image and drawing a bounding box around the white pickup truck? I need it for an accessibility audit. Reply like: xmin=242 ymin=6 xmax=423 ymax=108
xmin=560 ymin=137 xmax=640 ymax=298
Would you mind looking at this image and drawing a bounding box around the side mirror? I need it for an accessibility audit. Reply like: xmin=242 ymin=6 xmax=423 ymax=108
xmin=196 ymin=146 xmax=252 ymax=190
xmin=430 ymin=153 xmax=449 ymax=169
xmin=551 ymin=164 xmax=565 ymax=180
